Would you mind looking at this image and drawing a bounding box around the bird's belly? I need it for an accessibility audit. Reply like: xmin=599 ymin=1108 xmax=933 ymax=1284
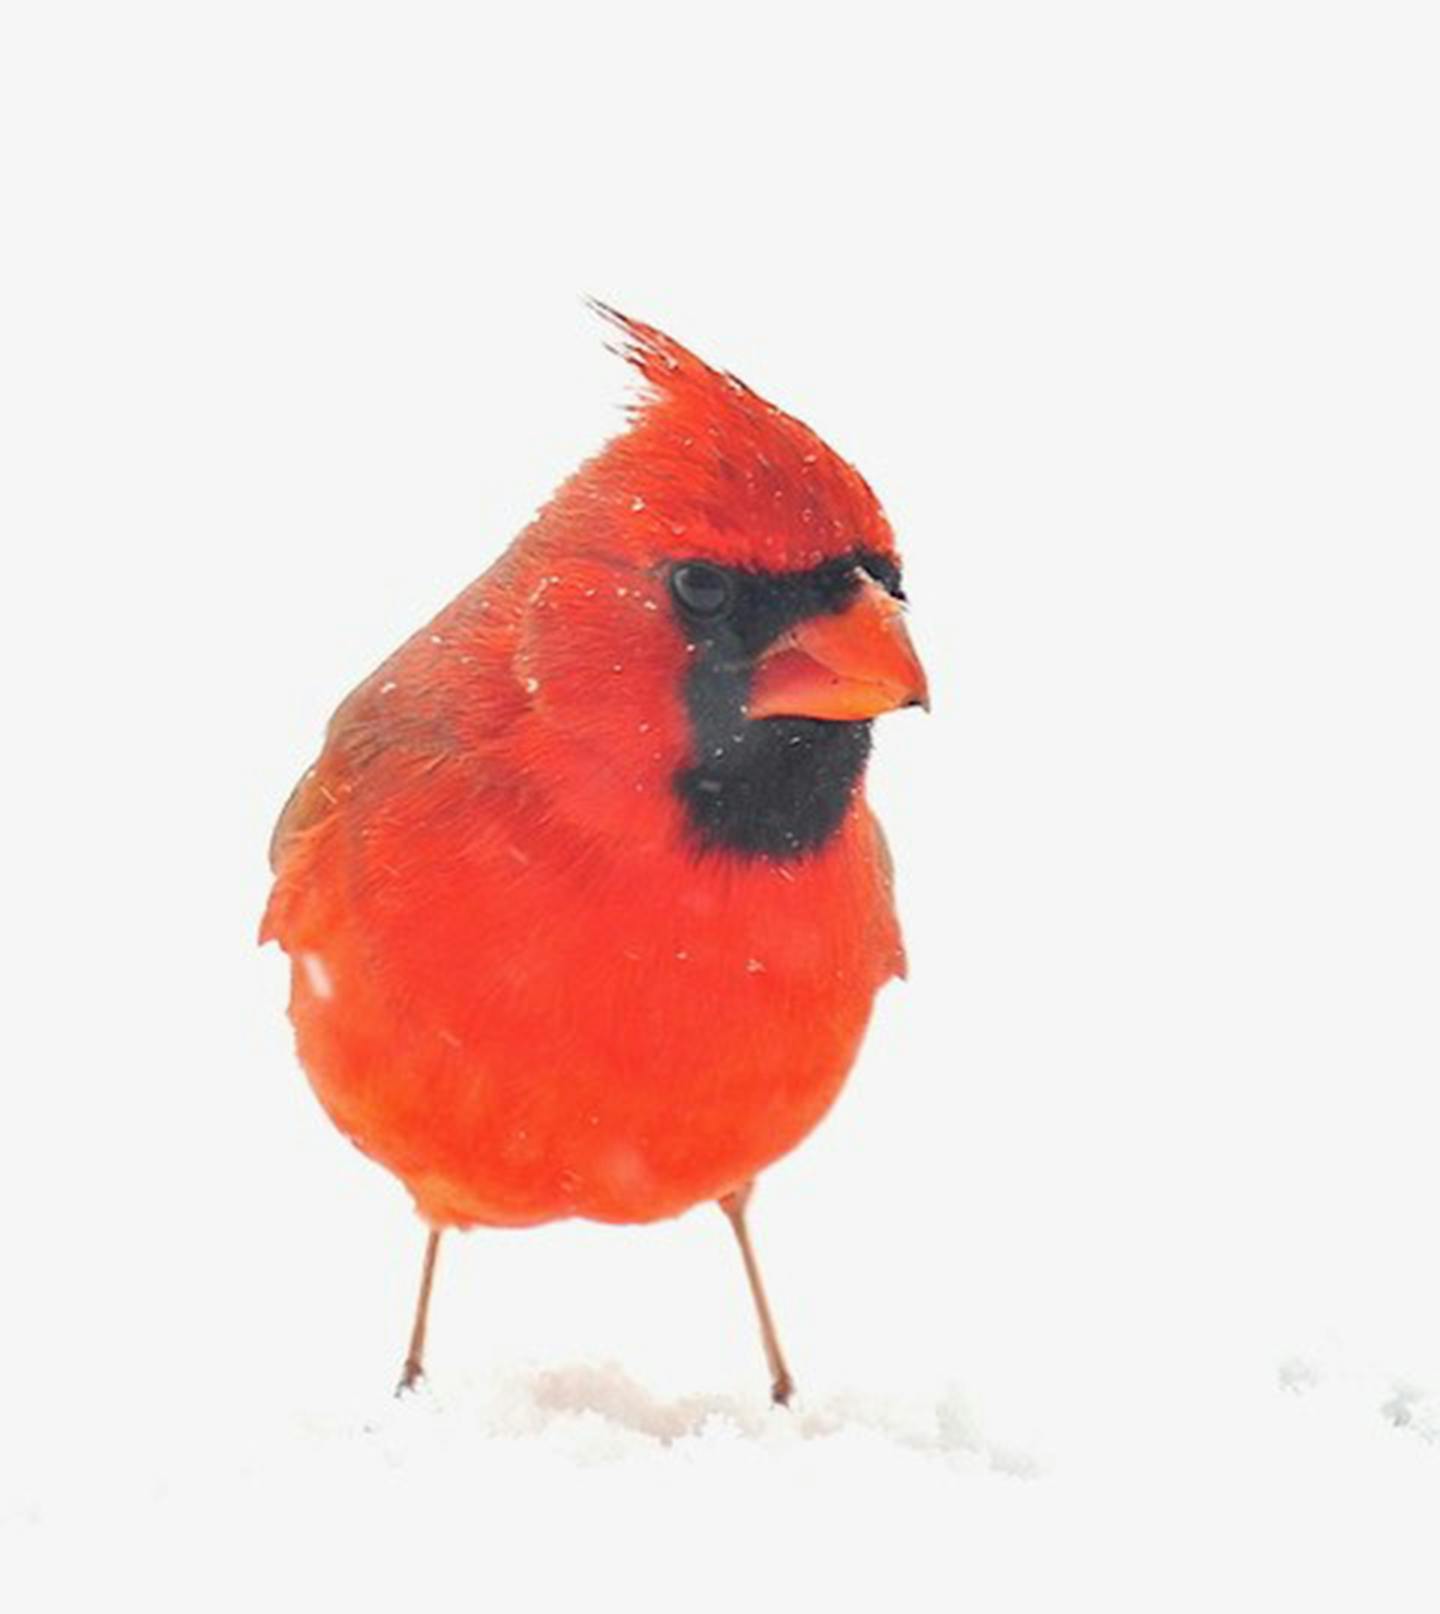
xmin=291 ymin=922 xmax=884 ymax=1227
xmin=281 ymin=828 xmax=900 ymax=1229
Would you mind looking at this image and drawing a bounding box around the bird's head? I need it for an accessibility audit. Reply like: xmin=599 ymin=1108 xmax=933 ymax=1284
xmin=489 ymin=308 xmax=928 ymax=860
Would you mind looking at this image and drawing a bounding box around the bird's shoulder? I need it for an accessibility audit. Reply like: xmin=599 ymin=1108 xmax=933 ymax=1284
xmin=265 ymin=573 xmax=537 ymax=886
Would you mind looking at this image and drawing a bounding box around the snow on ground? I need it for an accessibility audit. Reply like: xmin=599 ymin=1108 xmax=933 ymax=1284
xmin=4 ymin=1346 xmax=1437 ymax=1611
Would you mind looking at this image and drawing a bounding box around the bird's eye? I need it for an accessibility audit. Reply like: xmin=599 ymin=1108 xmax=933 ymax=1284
xmin=670 ymin=562 xmax=735 ymax=620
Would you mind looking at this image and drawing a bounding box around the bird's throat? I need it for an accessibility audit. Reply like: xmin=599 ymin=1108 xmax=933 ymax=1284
xmin=675 ymin=659 xmax=872 ymax=858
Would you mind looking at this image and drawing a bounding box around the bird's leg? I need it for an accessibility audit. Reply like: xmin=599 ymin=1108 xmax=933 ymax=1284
xmin=396 ymin=1228 xmax=442 ymax=1395
xmin=718 ymin=1182 xmax=795 ymax=1407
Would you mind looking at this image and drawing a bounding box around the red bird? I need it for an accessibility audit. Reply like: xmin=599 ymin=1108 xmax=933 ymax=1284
xmin=262 ymin=309 xmax=927 ymax=1402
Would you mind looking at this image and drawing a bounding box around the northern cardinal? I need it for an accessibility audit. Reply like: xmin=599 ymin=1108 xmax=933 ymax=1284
xmin=262 ymin=308 xmax=927 ymax=1403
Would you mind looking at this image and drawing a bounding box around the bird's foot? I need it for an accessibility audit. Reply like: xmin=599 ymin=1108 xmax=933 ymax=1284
xmin=395 ymin=1359 xmax=427 ymax=1398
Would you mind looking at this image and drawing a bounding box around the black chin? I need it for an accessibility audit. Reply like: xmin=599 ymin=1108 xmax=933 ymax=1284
xmin=676 ymin=712 xmax=872 ymax=858
xmin=666 ymin=551 xmax=896 ymax=859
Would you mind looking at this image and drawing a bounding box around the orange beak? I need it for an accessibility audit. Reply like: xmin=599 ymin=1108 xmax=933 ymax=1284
xmin=747 ymin=573 xmax=930 ymax=721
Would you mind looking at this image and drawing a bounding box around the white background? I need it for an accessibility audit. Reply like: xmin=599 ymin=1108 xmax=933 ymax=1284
xmin=3 ymin=2 xmax=1437 ymax=1608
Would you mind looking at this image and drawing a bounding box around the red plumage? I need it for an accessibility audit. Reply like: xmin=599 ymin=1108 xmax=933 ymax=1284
xmin=262 ymin=310 xmax=925 ymax=1392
